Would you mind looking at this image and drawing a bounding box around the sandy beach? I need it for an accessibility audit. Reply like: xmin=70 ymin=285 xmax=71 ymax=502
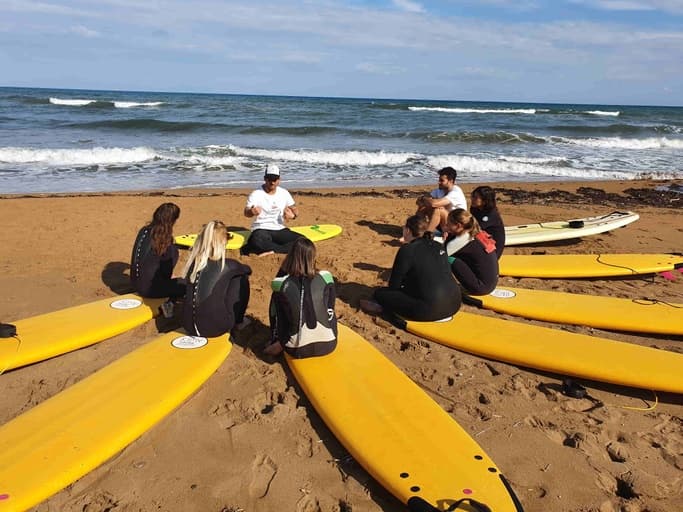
xmin=1 ymin=179 xmax=682 ymax=512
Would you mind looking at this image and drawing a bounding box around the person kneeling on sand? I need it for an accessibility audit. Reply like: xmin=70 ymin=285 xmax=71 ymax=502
xmin=413 ymin=166 xmax=467 ymax=237
xmin=264 ymin=238 xmax=337 ymax=358
xmin=361 ymin=215 xmax=462 ymax=322
xmin=182 ymin=220 xmax=252 ymax=337
xmin=241 ymin=163 xmax=303 ymax=256
xmin=445 ymin=209 xmax=499 ymax=296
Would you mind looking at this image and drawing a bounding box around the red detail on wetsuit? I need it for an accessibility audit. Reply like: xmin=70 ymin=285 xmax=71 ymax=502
xmin=475 ymin=231 xmax=496 ymax=254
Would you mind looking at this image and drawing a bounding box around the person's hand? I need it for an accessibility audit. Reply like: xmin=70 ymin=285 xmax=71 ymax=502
xmin=284 ymin=206 xmax=297 ymax=220
xmin=250 ymin=205 xmax=262 ymax=216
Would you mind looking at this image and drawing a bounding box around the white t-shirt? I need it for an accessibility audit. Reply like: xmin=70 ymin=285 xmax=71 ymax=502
xmin=246 ymin=186 xmax=295 ymax=231
xmin=431 ymin=185 xmax=467 ymax=211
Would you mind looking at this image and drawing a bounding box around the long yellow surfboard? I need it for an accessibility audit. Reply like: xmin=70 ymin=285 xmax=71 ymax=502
xmin=0 ymin=331 xmax=231 ymax=511
xmin=402 ymin=313 xmax=683 ymax=393
xmin=465 ymin=287 xmax=683 ymax=335
xmin=499 ymin=253 xmax=683 ymax=278
xmin=505 ymin=211 xmax=639 ymax=246
xmin=1 ymin=294 xmax=164 ymax=372
xmin=286 ymin=324 xmax=524 ymax=512
xmin=175 ymin=224 xmax=343 ymax=250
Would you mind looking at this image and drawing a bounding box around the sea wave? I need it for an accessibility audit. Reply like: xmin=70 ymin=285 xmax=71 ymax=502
xmin=224 ymin=145 xmax=418 ymax=166
xmin=420 ymin=131 xmax=546 ymax=144
xmin=555 ymin=136 xmax=683 ymax=150
xmin=427 ymin=154 xmax=636 ymax=181
xmin=50 ymin=97 xmax=163 ymax=108
xmin=584 ymin=110 xmax=620 ymax=116
xmin=409 ymin=106 xmax=537 ymax=114
xmin=113 ymin=101 xmax=164 ymax=108
xmin=0 ymin=146 xmax=159 ymax=165
xmin=50 ymin=97 xmax=97 ymax=106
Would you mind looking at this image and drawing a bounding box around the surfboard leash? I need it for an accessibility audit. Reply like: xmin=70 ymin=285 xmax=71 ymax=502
xmin=632 ymin=298 xmax=682 ymax=308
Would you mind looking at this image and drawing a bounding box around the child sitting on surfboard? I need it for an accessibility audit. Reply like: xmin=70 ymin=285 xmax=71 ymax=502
xmin=445 ymin=209 xmax=499 ymax=296
xmin=360 ymin=215 xmax=462 ymax=321
xmin=470 ymin=186 xmax=505 ymax=259
xmin=182 ymin=220 xmax=252 ymax=337
xmin=130 ymin=203 xmax=186 ymax=317
xmin=264 ymin=237 xmax=337 ymax=358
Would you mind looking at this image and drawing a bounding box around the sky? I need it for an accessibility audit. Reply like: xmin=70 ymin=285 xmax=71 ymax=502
xmin=1 ymin=0 xmax=682 ymax=105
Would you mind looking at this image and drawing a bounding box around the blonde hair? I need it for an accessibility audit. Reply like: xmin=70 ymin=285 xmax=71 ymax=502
xmin=183 ymin=220 xmax=228 ymax=283
xmin=447 ymin=208 xmax=481 ymax=237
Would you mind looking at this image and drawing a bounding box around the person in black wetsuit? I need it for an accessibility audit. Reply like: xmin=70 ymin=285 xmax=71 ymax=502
xmin=470 ymin=186 xmax=505 ymax=259
xmin=264 ymin=237 xmax=337 ymax=358
xmin=130 ymin=203 xmax=185 ymax=302
xmin=182 ymin=220 xmax=252 ymax=337
xmin=445 ymin=209 xmax=499 ymax=296
xmin=360 ymin=215 xmax=461 ymax=321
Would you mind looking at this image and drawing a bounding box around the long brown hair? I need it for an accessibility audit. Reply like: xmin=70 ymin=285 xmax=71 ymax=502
xmin=149 ymin=203 xmax=180 ymax=255
xmin=447 ymin=208 xmax=481 ymax=237
xmin=280 ymin=238 xmax=316 ymax=278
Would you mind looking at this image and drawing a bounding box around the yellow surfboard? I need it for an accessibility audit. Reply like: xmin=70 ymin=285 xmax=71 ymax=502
xmin=499 ymin=253 xmax=683 ymax=278
xmin=286 ymin=324 xmax=523 ymax=512
xmin=402 ymin=313 xmax=683 ymax=393
xmin=175 ymin=224 xmax=343 ymax=250
xmin=465 ymin=287 xmax=683 ymax=335
xmin=505 ymin=211 xmax=639 ymax=246
xmin=1 ymin=294 xmax=164 ymax=372
xmin=0 ymin=331 xmax=230 ymax=512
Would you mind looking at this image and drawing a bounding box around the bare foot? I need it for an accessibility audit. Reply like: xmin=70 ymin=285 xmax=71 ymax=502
xmin=263 ymin=341 xmax=284 ymax=356
xmin=360 ymin=299 xmax=383 ymax=314
xmin=258 ymin=251 xmax=275 ymax=257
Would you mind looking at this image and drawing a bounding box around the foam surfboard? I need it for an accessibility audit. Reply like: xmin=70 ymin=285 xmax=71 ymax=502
xmin=505 ymin=211 xmax=639 ymax=246
xmin=0 ymin=331 xmax=230 ymax=511
xmin=286 ymin=324 xmax=524 ymax=512
xmin=464 ymin=287 xmax=683 ymax=335
xmin=499 ymin=253 xmax=683 ymax=278
xmin=175 ymin=224 xmax=343 ymax=250
xmin=401 ymin=313 xmax=683 ymax=394
xmin=1 ymin=294 xmax=164 ymax=372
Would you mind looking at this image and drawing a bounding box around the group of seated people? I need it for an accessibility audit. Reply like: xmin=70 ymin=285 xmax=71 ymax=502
xmin=130 ymin=165 xmax=504 ymax=360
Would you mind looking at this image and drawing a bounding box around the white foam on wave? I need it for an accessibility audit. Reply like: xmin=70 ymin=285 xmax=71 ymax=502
xmin=226 ymin=145 xmax=418 ymax=166
xmin=114 ymin=101 xmax=164 ymax=108
xmin=49 ymin=97 xmax=96 ymax=106
xmin=0 ymin=146 xmax=159 ymax=165
xmin=584 ymin=110 xmax=620 ymax=116
xmin=499 ymin=155 xmax=569 ymax=165
xmin=555 ymin=136 xmax=683 ymax=150
xmin=409 ymin=106 xmax=537 ymax=114
xmin=427 ymin=154 xmax=635 ymax=180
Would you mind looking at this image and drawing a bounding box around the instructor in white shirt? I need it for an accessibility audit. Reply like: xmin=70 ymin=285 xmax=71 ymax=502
xmin=242 ymin=164 xmax=303 ymax=256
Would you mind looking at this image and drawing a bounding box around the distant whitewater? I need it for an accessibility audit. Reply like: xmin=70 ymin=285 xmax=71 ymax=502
xmin=1 ymin=87 xmax=681 ymax=193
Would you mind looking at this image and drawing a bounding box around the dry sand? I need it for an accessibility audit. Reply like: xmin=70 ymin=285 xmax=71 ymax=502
xmin=1 ymin=179 xmax=682 ymax=512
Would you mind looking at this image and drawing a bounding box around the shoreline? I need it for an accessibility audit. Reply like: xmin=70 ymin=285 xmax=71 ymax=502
xmin=1 ymin=178 xmax=682 ymax=512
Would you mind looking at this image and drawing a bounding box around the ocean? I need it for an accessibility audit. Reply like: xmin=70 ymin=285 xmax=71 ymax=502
xmin=1 ymin=87 xmax=681 ymax=194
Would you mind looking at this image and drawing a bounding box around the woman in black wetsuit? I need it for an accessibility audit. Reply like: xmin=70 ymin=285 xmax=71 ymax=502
xmin=445 ymin=209 xmax=499 ymax=296
xmin=264 ymin=237 xmax=337 ymax=358
xmin=470 ymin=186 xmax=505 ymax=259
xmin=182 ymin=220 xmax=252 ymax=337
xmin=361 ymin=215 xmax=461 ymax=321
xmin=130 ymin=203 xmax=185 ymax=303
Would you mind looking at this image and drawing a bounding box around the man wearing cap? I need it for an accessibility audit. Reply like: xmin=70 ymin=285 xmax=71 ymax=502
xmin=242 ymin=164 xmax=303 ymax=255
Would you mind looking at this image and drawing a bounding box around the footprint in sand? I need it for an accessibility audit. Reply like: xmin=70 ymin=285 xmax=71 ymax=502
xmin=248 ymin=454 xmax=278 ymax=499
xmin=296 ymin=494 xmax=321 ymax=512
